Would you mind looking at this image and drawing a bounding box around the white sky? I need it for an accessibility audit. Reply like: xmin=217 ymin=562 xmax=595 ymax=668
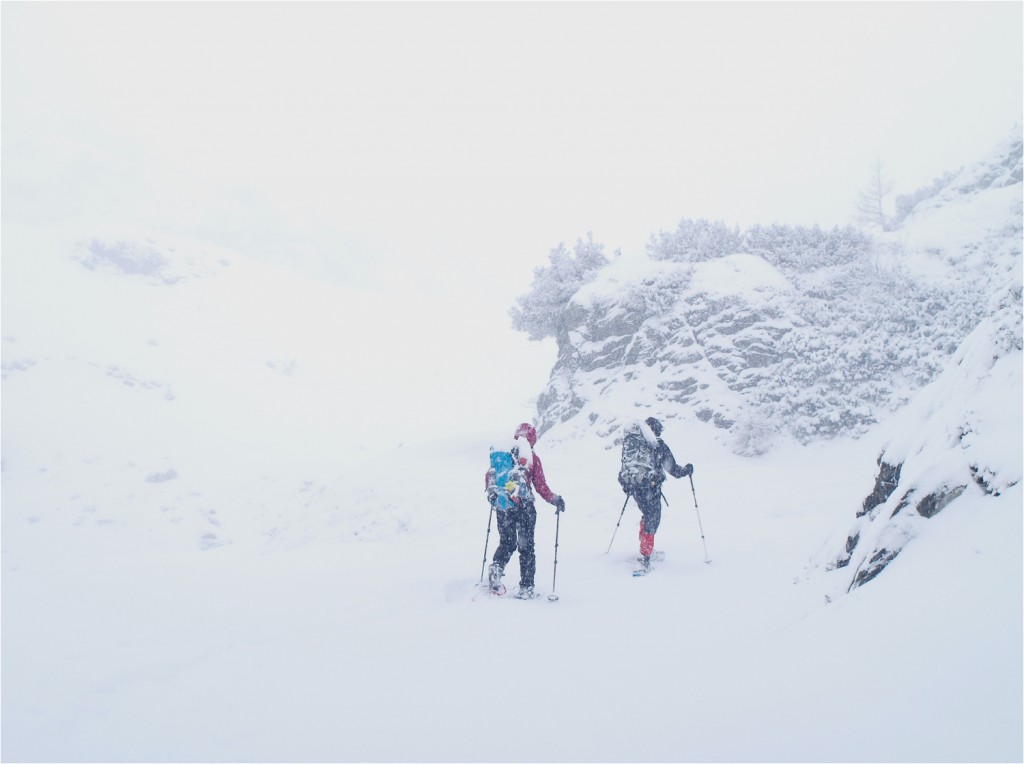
xmin=3 ymin=1 xmax=1022 ymax=305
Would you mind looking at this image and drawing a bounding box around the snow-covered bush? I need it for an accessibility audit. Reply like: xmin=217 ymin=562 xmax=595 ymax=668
xmin=731 ymin=415 xmax=781 ymax=457
xmin=646 ymin=218 xmax=743 ymax=263
xmin=743 ymin=223 xmax=872 ymax=271
xmin=893 ymin=169 xmax=960 ymax=225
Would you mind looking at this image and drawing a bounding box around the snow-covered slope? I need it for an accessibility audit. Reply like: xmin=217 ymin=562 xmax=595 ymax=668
xmin=2 ymin=223 xmax=395 ymax=561
xmin=807 ymin=285 xmax=1022 ymax=593
xmin=2 ymin=145 xmax=1021 ymax=761
xmin=4 ymin=403 xmax=1021 ymax=762
xmin=4 ymin=227 xmax=1022 ymax=763
xmin=1 ymin=220 xmax=542 ymax=558
xmin=530 ymin=131 xmax=1023 ymax=453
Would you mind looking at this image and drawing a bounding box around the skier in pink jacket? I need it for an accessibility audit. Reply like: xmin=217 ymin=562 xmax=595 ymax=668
xmin=484 ymin=422 xmax=565 ymax=598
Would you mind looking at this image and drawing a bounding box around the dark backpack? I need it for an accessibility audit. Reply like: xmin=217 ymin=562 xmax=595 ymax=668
xmin=620 ymin=424 xmax=659 ymax=488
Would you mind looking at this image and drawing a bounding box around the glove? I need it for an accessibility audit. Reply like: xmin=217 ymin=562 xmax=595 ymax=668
xmin=554 ymin=496 xmax=566 ymax=514
xmin=486 ymin=486 xmax=498 ymax=505
xmin=681 ymin=463 xmax=693 ymax=478
xmin=618 ymin=474 xmax=630 ymax=495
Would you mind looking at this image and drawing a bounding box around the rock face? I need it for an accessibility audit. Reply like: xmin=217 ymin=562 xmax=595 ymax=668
xmin=536 ymin=254 xmax=789 ymax=451
xmin=531 ymin=131 xmax=1022 ymax=454
xmin=813 ymin=285 xmax=1022 ymax=592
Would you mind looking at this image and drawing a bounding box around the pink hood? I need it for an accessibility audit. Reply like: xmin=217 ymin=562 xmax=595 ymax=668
xmin=514 ymin=422 xmax=538 ymax=447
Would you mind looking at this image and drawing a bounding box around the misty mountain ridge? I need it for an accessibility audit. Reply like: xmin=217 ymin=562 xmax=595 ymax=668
xmin=519 ymin=128 xmax=1022 ymax=456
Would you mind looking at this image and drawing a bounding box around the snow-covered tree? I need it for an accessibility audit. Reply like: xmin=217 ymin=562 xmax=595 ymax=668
xmin=509 ymin=233 xmax=610 ymax=341
xmin=857 ymin=157 xmax=895 ymax=231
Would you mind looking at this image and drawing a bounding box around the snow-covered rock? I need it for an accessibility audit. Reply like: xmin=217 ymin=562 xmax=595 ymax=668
xmin=811 ymin=285 xmax=1022 ymax=592
xmin=528 ymin=131 xmax=1022 ymax=454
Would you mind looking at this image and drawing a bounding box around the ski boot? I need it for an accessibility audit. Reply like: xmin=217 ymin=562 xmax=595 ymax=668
xmin=633 ymin=555 xmax=652 ymax=576
xmin=487 ymin=563 xmax=504 ymax=593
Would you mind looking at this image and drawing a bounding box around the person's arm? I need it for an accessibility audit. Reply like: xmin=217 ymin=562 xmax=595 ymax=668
xmin=530 ymin=453 xmax=564 ymax=511
xmin=485 ymin=468 xmax=498 ymax=504
xmin=660 ymin=441 xmax=692 ymax=478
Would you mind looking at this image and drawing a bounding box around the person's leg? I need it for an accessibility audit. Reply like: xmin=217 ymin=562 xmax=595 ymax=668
xmin=516 ymin=502 xmax=538 ymax=589
xmin=639 ymin=517 xmax=655 ymax=558
xmin=636 ymin=486 xmax=663 ymax=560
xmin=491 ymin=509 xmax=517 ymax=582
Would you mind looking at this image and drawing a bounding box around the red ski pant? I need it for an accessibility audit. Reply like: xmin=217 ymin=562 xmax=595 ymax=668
xmin=639 ymin=519 xmax=655 ymax=557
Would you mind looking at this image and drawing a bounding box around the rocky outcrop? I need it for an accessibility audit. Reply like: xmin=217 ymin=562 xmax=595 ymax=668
xmin=858 ymin=459 xmax=902 ymax=518
xmin=534 ymin=255 xmax=784 ymax=448
xmin=530 ymin=132 xmax=1022 ymax=454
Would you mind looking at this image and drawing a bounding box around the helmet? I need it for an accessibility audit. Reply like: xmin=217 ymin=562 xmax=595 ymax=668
xmin=645 ymin=417 xmax=664 ymax=437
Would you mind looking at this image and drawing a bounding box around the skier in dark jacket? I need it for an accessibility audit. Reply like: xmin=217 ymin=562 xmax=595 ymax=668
xmin=484 ymin=422 xmax=565 ymax=598
xmin=618 ymin=416 xmax=692 ymax=571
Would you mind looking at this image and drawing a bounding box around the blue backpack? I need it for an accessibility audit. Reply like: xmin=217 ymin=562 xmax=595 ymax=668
xmin=488 ymin=448 xmax=529 ymax=510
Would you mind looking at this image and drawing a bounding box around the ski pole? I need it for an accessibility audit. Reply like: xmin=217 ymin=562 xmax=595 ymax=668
xmin=548 ymin=508 xmax=561 ymax=602
xmin=606 ymin=493 xmax=631 ymax=554
xmin=689 ymin=474 xmax=711 ymax=564
xmin=479 ymin=504 xmax=495 ymax=583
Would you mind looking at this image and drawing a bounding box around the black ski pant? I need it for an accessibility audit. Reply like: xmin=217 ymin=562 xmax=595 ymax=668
xmin=633 ymin=481 xmax=664 ymax=534
xmin=492 ymin=501 xmax=537 ymax=588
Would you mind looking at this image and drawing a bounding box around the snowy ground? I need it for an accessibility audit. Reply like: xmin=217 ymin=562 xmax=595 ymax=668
xmin=3 ymin=424 xmax=1021 ymax=762
xmin=2 ymin=225 xmax=1021 ymax=762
